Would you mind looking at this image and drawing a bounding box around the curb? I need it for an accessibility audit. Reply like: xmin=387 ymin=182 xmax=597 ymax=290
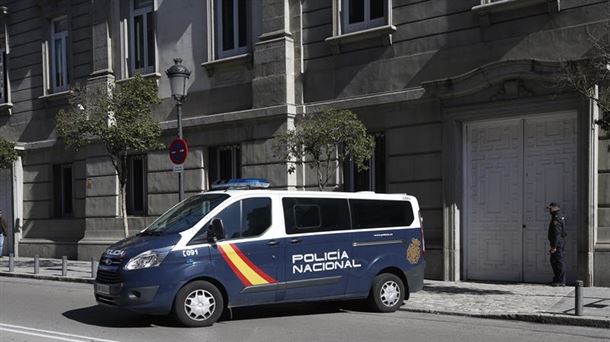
xmin=0 ymin=271 xmax=95 ymax=284
xmin=400 ymin=307 xmax=610 ymax=329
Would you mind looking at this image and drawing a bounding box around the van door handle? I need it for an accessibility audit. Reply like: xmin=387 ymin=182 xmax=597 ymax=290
xmin=290 ymin=238 xmax=302 ymax=244
xmin=267 ymin=240 xmax=279 ymax=246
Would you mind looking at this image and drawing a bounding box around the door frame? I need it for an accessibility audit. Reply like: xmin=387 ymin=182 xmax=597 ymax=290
xmin=462 ymin=112 xmax=577 ymax=282
xmin=0 ymin=167 xmax=12 ymax=256
xmin=12 ymin=153 xmax=23 ymax=257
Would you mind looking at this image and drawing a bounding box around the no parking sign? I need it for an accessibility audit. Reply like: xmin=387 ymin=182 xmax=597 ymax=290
xmin=169 ymin=138 xmax=188 ymax=165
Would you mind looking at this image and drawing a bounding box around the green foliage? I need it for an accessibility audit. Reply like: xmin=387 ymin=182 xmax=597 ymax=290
xmin=274 ymin=109 xmax=375 ymax=190
xmin=0 ymin=137 xmax=18 ymax=169
xmin=56 ymin=74 xmax=162 ymax=236
xmin=56 ymin=74 xmax=163 ymax=182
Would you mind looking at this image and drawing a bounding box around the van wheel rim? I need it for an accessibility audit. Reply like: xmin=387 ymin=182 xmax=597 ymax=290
xmin=184 ymin=289 xmax=216 ymax=321
xmin=380 ymin=281 xmax=400 ymax=307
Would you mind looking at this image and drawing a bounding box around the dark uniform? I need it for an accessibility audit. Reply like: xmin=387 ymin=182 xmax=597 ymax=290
xmin=547 ymin=205 xmax=566 ymax=286
xmin=0 ymin=213 xmax=7 ymax=257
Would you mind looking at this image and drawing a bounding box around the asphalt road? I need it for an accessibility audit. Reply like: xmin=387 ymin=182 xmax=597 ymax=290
xmin=0 ymin=277 xmax=608 ymax=342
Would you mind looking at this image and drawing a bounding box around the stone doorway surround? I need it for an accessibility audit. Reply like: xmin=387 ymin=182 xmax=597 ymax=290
xmin=421 ymin=60 xmax=598 ymax=286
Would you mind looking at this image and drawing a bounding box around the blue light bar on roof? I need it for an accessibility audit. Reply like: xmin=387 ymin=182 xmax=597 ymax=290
xmin=211 ymin=178 xmax=271 ymax=190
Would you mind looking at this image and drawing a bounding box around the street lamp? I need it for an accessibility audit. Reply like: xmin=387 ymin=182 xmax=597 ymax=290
xmin=166 ymin=58 xmax=191 ymax=202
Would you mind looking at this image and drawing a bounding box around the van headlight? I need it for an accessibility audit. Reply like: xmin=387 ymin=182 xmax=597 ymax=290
xmin=124 ymin=247 xmax=172 ymax=271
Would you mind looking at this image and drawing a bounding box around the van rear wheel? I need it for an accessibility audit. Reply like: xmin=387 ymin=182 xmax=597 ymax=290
xmin=368 ymin=273 xmax=405 ymax=312
xmin=173 ymin=280 xmax=224 ymax=327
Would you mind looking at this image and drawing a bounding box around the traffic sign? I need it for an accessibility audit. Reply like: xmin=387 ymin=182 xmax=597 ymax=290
xmin=169 ymin=138 xmax=188 ymax=165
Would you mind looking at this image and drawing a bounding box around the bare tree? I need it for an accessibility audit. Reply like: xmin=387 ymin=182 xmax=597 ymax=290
xmin=560 ymin=14 xmax=610 ymax=132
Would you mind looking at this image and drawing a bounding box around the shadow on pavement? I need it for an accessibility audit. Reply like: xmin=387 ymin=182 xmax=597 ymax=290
xmin=221 ymin=301 xmax=359 ymax=322
xmin=422 ymin=285 xmax=513 ymax=295
xmin=63 ymin=305 xmax=173 ymax=328
xmin=63 ymin=301 xmax=367 ymax=328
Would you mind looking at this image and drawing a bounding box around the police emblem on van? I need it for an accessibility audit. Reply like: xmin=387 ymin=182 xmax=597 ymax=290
xmin=407 ymin=238 xmax=421 ymax=264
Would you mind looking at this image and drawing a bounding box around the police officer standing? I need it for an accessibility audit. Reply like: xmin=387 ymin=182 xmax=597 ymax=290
xmin=547 ymin=202 xmax=566 ymax=286
xmin=0 ymin=210 xmax=7 ymax=256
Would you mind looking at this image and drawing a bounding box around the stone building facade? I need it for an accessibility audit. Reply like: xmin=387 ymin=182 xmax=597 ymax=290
xmin=0 ymin=0 xmax=608 ymax=286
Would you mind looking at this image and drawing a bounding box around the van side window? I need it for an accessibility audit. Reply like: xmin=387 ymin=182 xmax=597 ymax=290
xmin=241 ymin=198 xmax=272 ymax=237
xmin=294 ymin=204 xmax=321 ymax=229
xmin=217 ymin=201 xmax=241 ymax=239
xmin=187 ymin=197 xmax=272 ymax=245
xmin=283 ymin=198 xmax=350 ymax=234
xmin=350 ymin=199 xmax=414 ymax=229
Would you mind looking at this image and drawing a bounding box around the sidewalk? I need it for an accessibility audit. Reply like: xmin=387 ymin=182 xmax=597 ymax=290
xmin=403 ymin=280 xmax=610 ymax=328
xmin=1 ymin=257 xmax=608 ymax=328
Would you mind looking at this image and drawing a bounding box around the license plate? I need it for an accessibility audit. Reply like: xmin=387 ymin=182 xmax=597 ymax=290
xmin=95 ymin=283 xmax=111 ymax=296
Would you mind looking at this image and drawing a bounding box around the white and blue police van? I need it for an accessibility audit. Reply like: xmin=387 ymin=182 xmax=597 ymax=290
xmin=94 ymin=179 xmax=426 ymax=327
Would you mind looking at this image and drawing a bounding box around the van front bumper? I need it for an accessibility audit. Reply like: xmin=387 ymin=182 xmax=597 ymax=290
xmin=94 ymin=267 xmax=181 ymax=315
xmin=95 ymin=282 xmax=159 ymax=307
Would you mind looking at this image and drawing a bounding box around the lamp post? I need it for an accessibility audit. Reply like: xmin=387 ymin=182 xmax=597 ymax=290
xmin=166 ymin=58 xmax=191 ymax=202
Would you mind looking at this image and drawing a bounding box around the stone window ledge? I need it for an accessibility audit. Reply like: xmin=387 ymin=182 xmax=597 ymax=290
xmin=0 ymin=102 xmax=13 ymax=115
xmin=201 ymin=53 xmax=252 ymax=77
xmin=116 ymin=72 xmax=162 ymax=84
xmin=38 ymin=90 xmax=70 ymax=102
xmin=472 ymin=0 xmax=560 ymax=25
xmin=325 ymin=24 xmax=397 ymax=55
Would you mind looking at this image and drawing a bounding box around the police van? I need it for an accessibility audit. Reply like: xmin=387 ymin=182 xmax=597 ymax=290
xmin=94 ymin=179 xmax=425 ymax=327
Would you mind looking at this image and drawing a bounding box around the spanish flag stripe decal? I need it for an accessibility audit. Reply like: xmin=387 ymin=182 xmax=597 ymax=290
xmin=218 ymin=243 xmax=276 ymax=286
xmin=230 ymin=243 xmax=277 ymax=283
xmin=218 ymin=244 xmax=252 ymax=286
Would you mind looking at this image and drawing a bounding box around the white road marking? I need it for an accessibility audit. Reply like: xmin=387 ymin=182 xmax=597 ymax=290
xmin=0 ymin=327 xmax=85 ymax=342
xmin=0 ymin=323 xmax=120 ymax=342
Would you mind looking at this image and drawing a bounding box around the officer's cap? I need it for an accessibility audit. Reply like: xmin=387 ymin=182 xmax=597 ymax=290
xmin=546 ymin=202 xmax=560 ymax=212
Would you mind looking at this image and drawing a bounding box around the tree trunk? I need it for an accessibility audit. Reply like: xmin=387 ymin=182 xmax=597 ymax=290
xmin=118 ymin=155 xmax=129 ymax=238
xmin=120 ymin=181 xmax=129 ymax=237
xmin=316 ymin=162 xmax=324 ymax=191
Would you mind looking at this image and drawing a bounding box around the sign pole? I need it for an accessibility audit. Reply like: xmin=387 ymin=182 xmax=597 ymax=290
xmin=166 ymin=57 xmax=190 ymax=204
xmin=177 ymin=99 xmax=184 ymax=202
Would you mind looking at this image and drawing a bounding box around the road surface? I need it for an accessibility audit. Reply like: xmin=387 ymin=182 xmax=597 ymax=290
xmin=0 ymin=277 xmax=608 ymax=342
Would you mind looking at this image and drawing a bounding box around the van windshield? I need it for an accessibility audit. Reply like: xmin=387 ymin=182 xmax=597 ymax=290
xmin=142 ymin=194 xmax=230 ymax=235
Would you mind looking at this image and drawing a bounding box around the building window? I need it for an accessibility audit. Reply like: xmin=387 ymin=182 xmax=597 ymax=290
xmin=344 ymin=133 xmax=385 ymax=192
xmin=130 ymin=0 xmax=155 ymax=75
xmin=50 ymin=17 xmax=69 ymax=93
xmin=0 ymin=48 xmax=8 ymax=103
xmin=215 ymin=0 xmax=248 ymax=58
xmin=53 ymin=164 xmax=73 ymax=217
xmin=0 ymin=17 xmax=9 ymax=104
xmin=342 ymin=0 xmax=386 ymax=33
xmin=208 ymin=145 xmax=241 ymax=185
xmin=126 ymin=155 xmax=147 ymax=215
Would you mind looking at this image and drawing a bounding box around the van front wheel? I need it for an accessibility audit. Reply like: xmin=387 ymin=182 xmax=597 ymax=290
xmin=368 ymin=273 xmax=405 ymax=312
xmin=173 ymin=280 xmax=224 ymax=327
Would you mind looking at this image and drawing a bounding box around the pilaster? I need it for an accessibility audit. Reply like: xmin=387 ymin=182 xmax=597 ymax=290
xmin=89 ymin=0 xmax=114 ymax=82
xmin=252 ymin=0 xmax=295 ymax=108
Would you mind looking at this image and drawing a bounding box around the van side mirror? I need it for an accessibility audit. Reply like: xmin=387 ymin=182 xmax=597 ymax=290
xmin=207 ymin=218 xmax=225 ymax=243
